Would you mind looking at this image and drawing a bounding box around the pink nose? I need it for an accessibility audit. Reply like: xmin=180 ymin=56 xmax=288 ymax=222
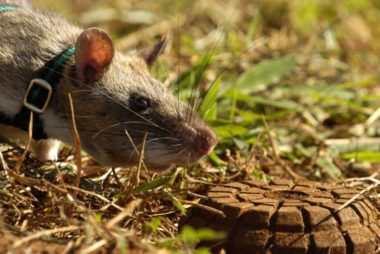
xmin=195 ymin=127 xmax=218 ymax=156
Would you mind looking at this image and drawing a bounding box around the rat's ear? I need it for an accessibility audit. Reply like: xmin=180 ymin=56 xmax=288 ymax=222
xmin=75 ymin=28 xmax=115 ymax=83
xmin=139 ymin=36 xmax=167 ymax=66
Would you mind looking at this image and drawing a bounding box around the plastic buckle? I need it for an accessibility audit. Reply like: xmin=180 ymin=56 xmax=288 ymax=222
xmin=23 ymin=78 xmax=53 ymax=114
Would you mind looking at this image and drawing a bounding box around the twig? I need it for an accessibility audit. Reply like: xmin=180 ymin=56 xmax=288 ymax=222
xmin=365 ymin=106 xmax=380 ymax=127
xmin=13 ymin=225 xmax=79 ymax=248
xmin=186 ymin=191 xmax=209 ymax=199
xmin=65 ymin=185 xmax=124 ymax=211
xmin=0 ymin=150 xmax=10 ymax=178
xmin=325 ymin=137 xmax=380 ymax=145
xmin=370 ymin=171 xmax=379 ymax=179
xmin=136 ymin=132 xmax=148 ymax=186
xmin=111 ymin=167 xmax=123 ymax=188
xmin=80 ymin=239 xmax=107 ymax=254
xmin=184 ymin=174 xmax=220 ymax=186
xmin=342 ymin=176 xmax=380 ymax=185
xmin=68 ymin=94 xmax=82 ymax=190
xmin=15 ymin=112 xmax=34 ymax=173
xmin=106 ymin=199 xmax=142 ymax=229
xmin=338 ymin=183 xmax=379 ymax=211
xmin=9 ymin=171 xmax=45 ymax=186
xmin=125 ymin=130 xmax=148 ymax=178
xmin=262 ymin=117 xmax=301 ymax=179
xmin=245 ymin=133 xmax=264 ymax=180
xmin=182 ymin=200 xmax=225 ymax=217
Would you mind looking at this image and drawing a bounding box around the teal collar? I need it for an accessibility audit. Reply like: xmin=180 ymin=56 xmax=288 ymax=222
xmin=23 ymin=45 xmax=76 ymax=114
xmin=20 ymin=46 xmax=76 ymax=140
xmin=0 ymin=5 xmax=19 ymax=12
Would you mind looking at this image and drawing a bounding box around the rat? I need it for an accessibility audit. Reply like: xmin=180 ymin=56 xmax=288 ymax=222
xmin=0 ymin=0 xmax=218 ymax=171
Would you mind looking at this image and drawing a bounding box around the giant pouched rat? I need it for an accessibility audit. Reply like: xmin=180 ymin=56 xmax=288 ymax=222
xmin=0 ymin=0 xmax=217 ymax=171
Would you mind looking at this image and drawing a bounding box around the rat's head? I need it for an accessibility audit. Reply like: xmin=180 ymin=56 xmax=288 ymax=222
xmin=59 ymin=28 xmax=217 ymax=170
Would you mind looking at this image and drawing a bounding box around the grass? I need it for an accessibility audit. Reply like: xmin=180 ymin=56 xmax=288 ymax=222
xmin=1 ymin=0 xmax=380 ymax=253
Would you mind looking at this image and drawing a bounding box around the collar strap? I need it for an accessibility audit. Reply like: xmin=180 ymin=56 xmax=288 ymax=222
xmin=0 ymin=5 xmax=19 ymax=12
xmin=0 ymin=46 xmax=76 ymax=140
xmin=23 ymin=46 xmax=75 ymax=114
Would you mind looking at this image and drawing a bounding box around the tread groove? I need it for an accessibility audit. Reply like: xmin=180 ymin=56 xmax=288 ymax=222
xmin=184 ymin=179 xmax=380 ymax=253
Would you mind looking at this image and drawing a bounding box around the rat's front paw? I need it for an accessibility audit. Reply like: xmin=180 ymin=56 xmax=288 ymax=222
xmin=29 ymin=139 xmax=61 ymax=162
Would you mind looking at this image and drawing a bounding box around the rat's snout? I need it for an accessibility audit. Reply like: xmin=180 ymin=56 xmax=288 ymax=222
xmin=179 ymin=119 xmax=218 ymax=162
xmin=194 ymin=126 xmax=218 ymax=157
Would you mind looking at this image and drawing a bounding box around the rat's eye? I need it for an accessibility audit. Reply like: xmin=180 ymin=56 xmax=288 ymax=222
xmin=130 ymin=96 xmax=151 ymax=112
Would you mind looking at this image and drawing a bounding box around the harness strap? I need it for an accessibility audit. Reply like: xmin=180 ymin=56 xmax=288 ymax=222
xmin=0 ymin=5 xmax=18 ymax=12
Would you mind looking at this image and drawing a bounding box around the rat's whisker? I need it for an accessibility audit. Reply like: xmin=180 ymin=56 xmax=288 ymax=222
xmin=92 ymin=121 xmax=157 ymax=139
xmin=143 ymin=137 xmax=181 ymax=145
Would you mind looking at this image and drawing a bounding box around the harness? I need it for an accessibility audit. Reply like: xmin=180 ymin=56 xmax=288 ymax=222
xmin=0 ymin=5 xmax=75 ymax=140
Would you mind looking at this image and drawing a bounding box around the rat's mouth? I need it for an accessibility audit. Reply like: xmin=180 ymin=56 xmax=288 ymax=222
xmin=93 ymin=144 xmax=214 ymax=171
xmin=142 ymin=146 xmax=207 ymax=171
xmin=141 ymin=124 xmax=218 ymax=170
xmin=144 ymin=144 xmax=216 ymax=171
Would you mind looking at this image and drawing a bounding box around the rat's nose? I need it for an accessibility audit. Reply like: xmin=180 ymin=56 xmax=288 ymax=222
xmin=195 ymin=126 xmax=218 ymax=156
